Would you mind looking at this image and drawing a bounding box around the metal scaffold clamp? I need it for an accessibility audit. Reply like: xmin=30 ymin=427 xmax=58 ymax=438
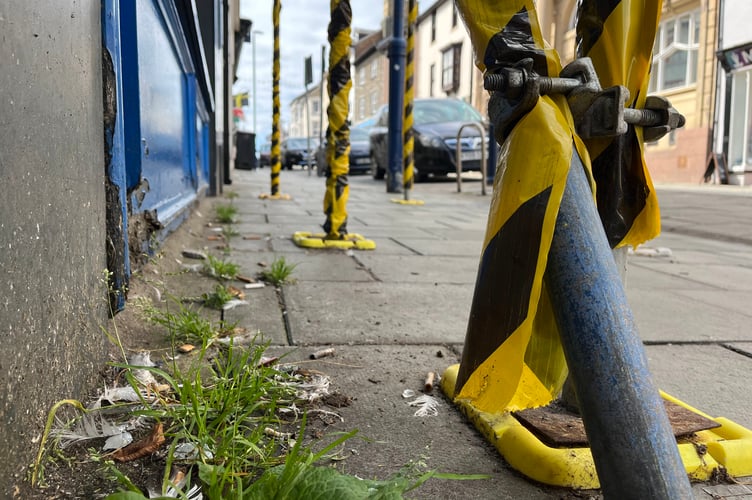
xmin=484 ymin=57 xmax=686 ymax=142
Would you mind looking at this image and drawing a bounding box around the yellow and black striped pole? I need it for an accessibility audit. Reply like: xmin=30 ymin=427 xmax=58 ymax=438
xmin=322 ymin=0 xmax=351 ymax=239
xmin=575 ymin=0 xmax=661 ymax=248
xmin=292 ymin=6 xmax=374 ymax=251
xmin=402 ymin=0 xmax=416 ymax=198
xmin=260 ymin=0 xmax=290 ymax=200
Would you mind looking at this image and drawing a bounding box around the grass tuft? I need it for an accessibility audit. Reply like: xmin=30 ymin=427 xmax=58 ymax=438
xmin=203 ymin=255 xmax=239 ymax=281
xmin=215 ymin=204 xmax=238 ymax=224
xmin=260 ymin=256 xmax=297 ymax=286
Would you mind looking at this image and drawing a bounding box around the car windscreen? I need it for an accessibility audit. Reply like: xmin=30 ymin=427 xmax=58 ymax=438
xmin=413 ymin=100 xmax=483 ymax=125
xmin=350 ymin=128 xmax=369 ymax=142
xmin=286 ymin=138 xmax=312 ymax=149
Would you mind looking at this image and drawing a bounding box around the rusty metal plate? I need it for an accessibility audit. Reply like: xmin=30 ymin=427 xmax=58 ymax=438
xmin=513 ymin=400 xmax=721 ymax=448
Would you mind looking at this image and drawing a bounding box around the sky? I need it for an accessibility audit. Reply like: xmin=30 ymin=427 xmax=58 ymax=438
xmin=235 ymin=1 xmax=389 ymax=142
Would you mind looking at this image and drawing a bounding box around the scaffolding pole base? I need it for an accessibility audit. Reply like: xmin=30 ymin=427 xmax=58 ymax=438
xmin=292 ymin=231 xmax=376 ymax=250
xmin=441 ymin=363 xmax=752 ymax=489
xmin=390 ymin=198 xmax=425 ymax=205
xmin=259 ymin=193 xmax=292 ymax=200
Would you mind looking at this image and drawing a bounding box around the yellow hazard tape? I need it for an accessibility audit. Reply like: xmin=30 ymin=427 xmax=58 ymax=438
xmin=292 ymin=231 xmax=375 ymax=250
xmin=322 ymin=0 xmax=352 ymax=239
xmin=443 ymin=364 xmax=752 ymax=488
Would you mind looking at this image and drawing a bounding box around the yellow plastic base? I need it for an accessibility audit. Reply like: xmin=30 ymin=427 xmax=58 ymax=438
xmin=441 ymin=363 xmax=752 ymax=489
xmin=390 ymin=198 xmax=425 ymax=205
xmin=292 ymin=231 xmax=376 ymax=250
xmin=259 ymin=193 xmax=292 ymax=200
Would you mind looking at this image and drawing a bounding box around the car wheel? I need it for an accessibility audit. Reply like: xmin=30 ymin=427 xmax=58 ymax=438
xmin=371 ymin=154 xmax=385 ymax=180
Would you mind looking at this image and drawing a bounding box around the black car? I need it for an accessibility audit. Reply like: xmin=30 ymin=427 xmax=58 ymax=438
xmin=369 ymin=98 xmax=488 ymax=182
xmin=315 ymin=127 xmax=372 ymax=176
xmin=258 ymin=142 xmax=271 ymax=168
xmin=281 ymin=137 xmax=317 ymax=170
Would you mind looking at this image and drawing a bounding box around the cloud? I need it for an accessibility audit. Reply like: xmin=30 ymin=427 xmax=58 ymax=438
xmin=236 ymin=0 xmax=384 ymax=141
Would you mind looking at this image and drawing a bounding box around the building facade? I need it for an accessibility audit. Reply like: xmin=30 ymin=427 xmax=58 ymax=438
xmin=352 ymin=30 xmax=389 ymax=124
xmin=414 ymin=0 xmax=486 ymax=113
xmin=288 ymin=79 xmax=329 ymax=140
xmin=537 ymin=0 xmax=718 ymax=184
xmin=714 ymin=0 xmax=752 ymax=185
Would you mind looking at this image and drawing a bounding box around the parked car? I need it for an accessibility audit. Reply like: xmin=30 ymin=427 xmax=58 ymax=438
xmin=258 ymin=142 xmax=271 ymax=168
xmin=369 ymin=98 xmax=488 ymax=182
xmin=316 ymin=127 xmax=372 ymax=176
xmin=353 ymin=115 xmax=377 ymax=131
xmin=281 ymin=137 xmax=318 ymax=170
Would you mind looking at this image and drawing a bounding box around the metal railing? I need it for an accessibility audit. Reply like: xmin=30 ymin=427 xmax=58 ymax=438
xmin=454 ymin=122 xmax=487 ymax=195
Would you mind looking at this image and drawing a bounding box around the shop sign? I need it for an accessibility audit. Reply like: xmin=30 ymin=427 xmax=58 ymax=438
xmin=720 ymin=43 xmax=752 ymax=71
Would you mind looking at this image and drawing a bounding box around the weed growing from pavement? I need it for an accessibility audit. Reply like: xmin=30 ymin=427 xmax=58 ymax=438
xmin=107 ymin=341 xmax=299 ymax=497
xmin=139 ymin=297 xmax=217 ymax=346
xmin=201 ymin=283 xmax=235 ymax=311
xmin=203 ymin=254 xmax=239 ymax=281
xmin=261 ymin=256 xmax=297 ymax=286
xmin=214 ymin=203 xmax=238 ymax=224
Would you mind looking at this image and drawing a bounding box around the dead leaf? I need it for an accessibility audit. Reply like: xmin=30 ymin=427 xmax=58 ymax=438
xmin=236 ymin=275 xmax=256 ymax=283
xmin=112 ymin=422 xmax=165 ymax=462
xmin=243 ymin=234 xmax=262 ymax=240
xmin=207 ymin=235 xmax=224 ymax=241
xmin=178 ymin=344 xmax=195 ymax=353
xmin=227 ymin=286 xmax=245 ymax=299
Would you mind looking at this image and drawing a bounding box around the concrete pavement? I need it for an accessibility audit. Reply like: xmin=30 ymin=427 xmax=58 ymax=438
xmin=176 ymin=167 xmax=752 ymax=498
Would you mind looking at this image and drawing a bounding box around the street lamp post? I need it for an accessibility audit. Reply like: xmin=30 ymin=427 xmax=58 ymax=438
xmin=252 ymin=30 xmax=263 ymax=133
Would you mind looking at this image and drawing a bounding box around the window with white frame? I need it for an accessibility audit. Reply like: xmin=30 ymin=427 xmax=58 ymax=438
xmin=649 ymin=10 xmax=700 ymax=92
xmin=728 ymin=70 xmax=752 ymax=170
xmin=370 ymin=91 xmax=378 ymax=114
xmin=312 ymin=99 xmax=319 ymax=114
xmin=358 ymin=67 xmax=365 ymax=85
xmin=442 ymin=44 xmax=461 ymax=93
xmin=358 ymin=97 xmax=365 ymax=120
xmin=370 ymin=59 xmax=378 ymax=79
xmin=430 ymin=10 xmax=436 ymax=42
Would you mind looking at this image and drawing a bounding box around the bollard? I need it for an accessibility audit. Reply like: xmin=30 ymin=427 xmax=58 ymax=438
xmin=454 ymin=123 xmax=486 ymax=196
xmin=385 ymin=0 xmax=406 ymax=194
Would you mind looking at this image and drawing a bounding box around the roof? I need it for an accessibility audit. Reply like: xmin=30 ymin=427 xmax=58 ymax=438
xmin=353 ymin=30 xmax=383 ymax=65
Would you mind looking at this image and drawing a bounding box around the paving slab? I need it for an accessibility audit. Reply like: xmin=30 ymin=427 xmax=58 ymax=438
xmin=628 ymin=286 xmax=752 ymax=342
xmin=391 ymin=237 xmax=484 ymax=257
xmin=261 ymin=344 xmax=564 ymax=500
xmin=629 ymin=259 xmax=752 ymax=292
xmin=232 ymin=251 xmax=374 ymax=283
xmin=646 ymin=344 xmax=752 ymax=428
xmin=222 ymin=286 xmax=288 ymax=345
xmin=355 ymin=254 xmax=479 ymax=284
xmin=285 ymin=281 xmax=472 ymax=345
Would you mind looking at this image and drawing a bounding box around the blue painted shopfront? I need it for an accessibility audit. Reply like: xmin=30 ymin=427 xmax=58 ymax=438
xmin=121 ymin=0 xmax=210 ymax=223
xmin=103 ymin=0 xmax=214 ymax=310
